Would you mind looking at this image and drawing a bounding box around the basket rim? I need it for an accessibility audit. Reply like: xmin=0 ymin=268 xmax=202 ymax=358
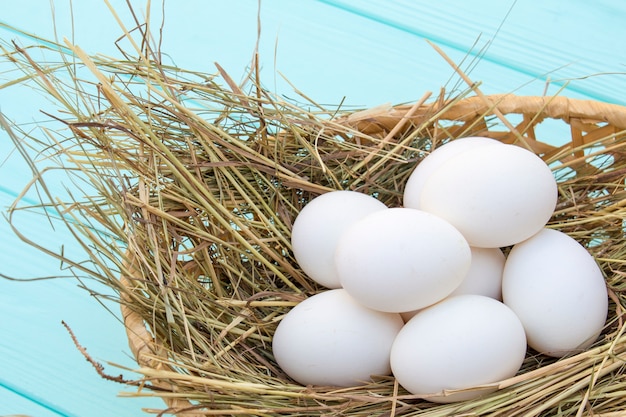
xmin=390 ymin=94 xmax=626 ymax=129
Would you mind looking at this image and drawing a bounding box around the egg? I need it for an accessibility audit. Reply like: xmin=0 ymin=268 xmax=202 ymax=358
xmin=291 ymin=190 xmax=387 ymax=288
xmin=390 ymin=295 xmax=527 ymax=403
xmin=271 ymin=289 xmax=404 ymax=386
xmin=335 ymin=207 xmax=471 ymax=313
xmin=403 ymin=136 xmax=502 ymax=209
xmin=449 ymin=246 xmax=506 ymax=300
xmin=502 ymin=228 xmax=608 ymax=357
xmin=419 ymin=144 xmax=558 ymax=248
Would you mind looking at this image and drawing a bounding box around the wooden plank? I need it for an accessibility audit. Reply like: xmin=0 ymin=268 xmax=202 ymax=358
xmin=0 ymin=384 xmax=73 ymax=417
xmin=318 ymin=0 xmax=626 ymax=104
xmin=0 ymin=189 xmax=162 ymax=416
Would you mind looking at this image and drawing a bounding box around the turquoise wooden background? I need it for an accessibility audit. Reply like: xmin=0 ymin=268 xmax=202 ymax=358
xmin=1 ymin=1 xmax=625 ymax=416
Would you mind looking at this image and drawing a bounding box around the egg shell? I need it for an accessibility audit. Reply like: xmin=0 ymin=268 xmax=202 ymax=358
xmin=390 ymin=294 xmax=527 ymax=403
xmin=403 ymin=136 xmax=502 ymax=209
xmin=291 ymin=190 xmax=387 ymax=288
xmin=335 ymin=207 xmax=471 ymax=313
xmin=502 ymin=228 xmax=608 ymax=357
xmin=271 ymin=289 xmax=404 ymax=387
xmin=419 ymin=144 xmax=558 ymax=248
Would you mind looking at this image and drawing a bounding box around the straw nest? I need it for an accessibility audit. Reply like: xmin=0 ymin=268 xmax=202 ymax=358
xmin=3 ymin=26 xmax=626 ymax=417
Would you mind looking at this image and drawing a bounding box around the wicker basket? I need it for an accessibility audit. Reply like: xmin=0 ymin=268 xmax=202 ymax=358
xmin=119 ymin=93 xmax=626 ymax=417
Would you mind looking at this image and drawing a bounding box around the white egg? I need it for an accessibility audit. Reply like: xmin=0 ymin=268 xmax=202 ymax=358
xmin=502 ymin=228 xmax=608 ymax=357
xmin=272 ymin=289 xmax=404 ymax=387
xmin=403 ymin=136 xmax=502 ymax=209
xmin=335 ymin=207 xmax=471 ymax=313
xmin=390 ymin=295 xmax=527 ymax=403
xmin=449 ymin=247 xmax=506 ymax=300
xmin=420 ymin=144 xmax=558 ymax=248
xmin=291 ymin=190 xmax=387 ymax=288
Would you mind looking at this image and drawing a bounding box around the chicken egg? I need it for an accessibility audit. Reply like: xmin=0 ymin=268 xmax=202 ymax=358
xmin=419 ymin=144 xmax=558 ymax=248
xmin=335 ymin=207 xmax=471 ymax=313
xmin=390 ymin=294 xmax=527 ymax=403
xmin=272 ymin=289 xmax=404 ymax=386
xmin=502 ymin=228 xmax=608 ymax=357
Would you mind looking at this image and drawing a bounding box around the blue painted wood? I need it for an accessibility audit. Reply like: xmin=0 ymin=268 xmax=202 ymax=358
xmin=0 ymin=189 xmax=161 ymax=417
xmin=318 ymin=0 xmax=626 ymax=104
xmin=1 ymin=1 xmax=625 ymax=416
xmin=0 ymin=384 xmax=74 ymax=417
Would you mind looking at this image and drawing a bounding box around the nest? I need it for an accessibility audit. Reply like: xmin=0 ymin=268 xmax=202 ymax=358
xmin=3 ymin=24 xmax=626 ymax=417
